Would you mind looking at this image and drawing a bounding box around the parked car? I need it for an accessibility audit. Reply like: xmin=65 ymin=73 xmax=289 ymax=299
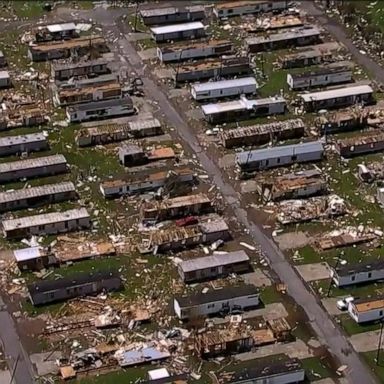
xmin=336 ymin=296 xmax=354 ymax=311
xmin=175 ymin=216 xmax=198 ymax=227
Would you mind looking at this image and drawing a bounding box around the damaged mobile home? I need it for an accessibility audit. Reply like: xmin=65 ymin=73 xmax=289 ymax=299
xmin=138 ymin=216 xmax=230 ymax=254
xmin=51 ymin=59 xmax=111 ymax=81
xmin=0 ymin=133 xmax=48 ymax=157
xmin=220 ymin=118 xmax=305 ymax=148
xmin=277 ymin=195 xmax=346 ymax=224
xmin=214 ymin=1 xmax=287 ymax=18
xmin=140 ymin=5 xmax=205 ymax=25
xmin=332 ymin=260 xmax=384 ymax=287
xmin=235 ymin=141 xmax=324 ymax=173
xmin=174 ymin=57 xmax=251 ymax=83
xmin=13 ymin=246 xmax=53 ymax=272
xmin=0 ymin=154 xmax=68 ymax=183
xmin=178 ymin=250 xmax=250 ymax=283
xmin=218 ymin=358 xmax=305 ymax=384
xmin=256 ymin=169 xmax=327 ymax=202
xmin=316 ymin=109 xmax=367 ymax=134
xmin=140 ymin=193 xmax=212 ymax=223
xmin=150 ymin=22 xmax=206 ymax=43
xmin=66 ymin=97 xmax=135 ymax=123
xmin=298 ymin=85 xmax=374 ymax=112
xmin=100 ymin=167 xmax=194 ymax=198
xmin=118 ymin=145 xmax=175 ymax=166
xmin=1 ymin=208 xmax=91 ymax=239
xmin=246 ymin=26 xmax=321 ymax=53
xmin=358 ymin=161 xmax=384 ymax=183
xmin=35 ymin=22 xmax=77 ymax=42
xmin=191 ymin=77 xmax=258 ymax=101
xmin=336 ymin=131 xmax=384 ymax=158
xmin=202 ymin=95 xmax=286 ymax=124
xmin=0 ymin=70 xmax=11 ymax=88
xmin=174 ymin=285 xmax=259 ymax=320
xmin=287 ymin=61 xmax=353 ymax=90
xmin=0 ymin=181 xmax=77 ymax=212
xmin=28 ymin=35 xmax=109 ymax=62
xmin=279 ymin=42 xmax=342 ymax=69
xmin=76 ymin=118 xmax=162 ymax=147
xmin=157 ymin=40 xmax=233 ymax=63
xmin=28 ymin=271 xmax=122 ymax=305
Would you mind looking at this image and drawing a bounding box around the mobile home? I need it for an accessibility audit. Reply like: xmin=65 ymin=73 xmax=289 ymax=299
xmin=332 ymin=261 xmax=384 ymax=287
xmin=214 ymin=1 xmax=287 ymax=18
xmin=0 ymin=133 xmax=48 ymax=157
xmin=246 ymin=26 xmax=321 ymax=53
xmin=174 ymin=285 xmax=260 ymax=320
xmin=236 ymin=141 xmax=324 ymax=173
xmin=178 ymin=250 xmax=250 ymax=283
xmin=335 ymin=131 xmax=384 ymax=158
xmin=150 ymin=22 xmax=206 ymax=43
xmin=2 ymin=208 xmax=91 ymax=239
xmin=51 ymin=59 xmax=110 ymax=81
xmin=298 ymin=85 xmax=374 ymax=112
xmin=28 ymin=271 xmax=122 ymax=305
xmin=348 ymin=297 xmax=384 ymax=323
xmin=66 ymin=97 xmax=135 ymax=123
xmin=0 ymin=181 xmax=77 ymax=212
xmin=35 ymin=22 xmax=77 ymax=42
xmin=157 ymin=40 xmax=232 ymax=63
xmin=287 ymin=62 xmax=353 ymax=90
xmin=202 ymin=95 xmax=286 ymax=124
xmin=191 ymin=77 xmax=257 ymax=101
xmin=140 ymin=5 xmax=205 ymax=26
xmin=0 ymin=154 xmax=68 ymax=183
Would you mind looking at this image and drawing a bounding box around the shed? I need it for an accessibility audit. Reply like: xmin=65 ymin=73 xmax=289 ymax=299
xmin=174 ymin=284 xmax=259 ymax=320
xmin=0 ymin=70 xmax=10 ymax=88
xmin=118 ymin=144 xmax=146 ymax=166
xmin=178 ymin=250 xmax=250 ymax=283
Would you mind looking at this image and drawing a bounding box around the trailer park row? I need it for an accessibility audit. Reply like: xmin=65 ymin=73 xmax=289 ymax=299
xmin=0 ymin=1 xmax=383 ymax=383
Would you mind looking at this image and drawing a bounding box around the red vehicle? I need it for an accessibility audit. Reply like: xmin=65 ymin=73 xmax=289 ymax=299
xmin=175 ymin=216 xmax=198 ymax=227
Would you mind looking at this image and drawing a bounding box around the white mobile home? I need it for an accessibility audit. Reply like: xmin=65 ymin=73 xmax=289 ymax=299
xmin=0 ymin=133 xmax=48 ymax=157
xmin=66 ymin=98 xmax=135 ymax=123
xmin=150 ymin=22 xmax=206 ymax=43
xmin=287 ymin=62 xmax=353 ymax=90
xmin=348 ymin=298 xmax=384 ymax=324
xmin=236 ymin=141 xmax=324 ymax=173
xmin=174 ymin=285 xmax=259 ymax=320
xmin=157 ymin=40 xmax=233 ymax=63
xmin=214 ymin=1 xmax=287 ymax=18
xmin=202 ymin=95 xmax=286 ymax=124
xmin=178 ymin=251 xmax=251 ymax=283
xmin=298 ymin=85 xmax=374 ymax=112
xmin=191 ymin=77 xmax=258 ymax=101
xmin=332 ymin=261 xmax=384 ymax=287
xmin=2 ymin=208 xmax=91 ymax=239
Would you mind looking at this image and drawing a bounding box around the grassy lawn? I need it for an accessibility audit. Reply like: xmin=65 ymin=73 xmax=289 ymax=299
xmin=73 ymin=368 xmax=147 ymax=384
xmin=260 ymin=285 xmax=283 ymax=305
xmin=337 ymin=313 xmax=381 ymax=336
xmin=301 ymin=356 xmax=333 ymax=381
xmin=361 ymin=350 xmax=384 ymax=382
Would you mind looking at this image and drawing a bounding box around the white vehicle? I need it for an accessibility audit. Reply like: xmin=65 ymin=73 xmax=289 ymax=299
xmin=336 ymin=296 xmax=354 ymax=311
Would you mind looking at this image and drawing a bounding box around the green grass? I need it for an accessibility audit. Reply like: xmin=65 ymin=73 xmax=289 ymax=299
xmin=362 ymin=350 xmax=384 ymax=382
xmin=337 ymin=313 xmax=381 ymax=336
xmin=260 ymin=285 xmax=282 ymax=305
xmin=73 ymin=368 xmax=147 ymax=384
xmin=301 ymin=356 xmax=333 ymax=381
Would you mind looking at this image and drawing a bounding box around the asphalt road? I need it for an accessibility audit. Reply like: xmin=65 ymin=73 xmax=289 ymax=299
xmin=111 ymin=12 xmax=378 ymax=384
xmin=0 ymin=297 xmax=35 ymax=384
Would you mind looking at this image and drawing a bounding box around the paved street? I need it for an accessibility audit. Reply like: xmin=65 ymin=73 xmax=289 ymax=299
xmin=0 ymin=297 xmax=34 ymax=384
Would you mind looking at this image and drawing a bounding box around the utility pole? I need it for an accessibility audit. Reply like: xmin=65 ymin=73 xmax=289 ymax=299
xmin=174 ymin=49 xmax=184 ymax=88
xmin=376 ymin=319 xmax=384 ymax=365
xmin=134 ymin=1 xmax=139 ymax=32
xmin=9 ymin=354 xmax=20 ymax=384
xmin=326 ymin=253 xmax=342 ymax=297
